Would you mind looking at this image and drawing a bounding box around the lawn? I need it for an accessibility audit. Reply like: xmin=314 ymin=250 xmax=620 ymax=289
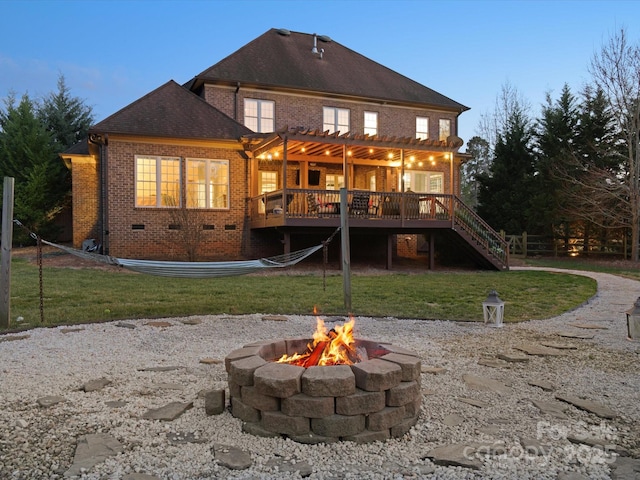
xmin=2 ymin=254 xmax=597 ymax=331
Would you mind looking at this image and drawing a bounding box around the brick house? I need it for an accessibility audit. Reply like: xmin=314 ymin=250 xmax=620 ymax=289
xmin=61 ymin=28 xmax=508 ymax=270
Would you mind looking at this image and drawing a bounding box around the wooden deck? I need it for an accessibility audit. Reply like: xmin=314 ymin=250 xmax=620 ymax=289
xmin=249 ymin=189 xmax=510 ymax=270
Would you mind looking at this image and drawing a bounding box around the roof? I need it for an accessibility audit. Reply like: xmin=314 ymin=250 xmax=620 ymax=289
xmin=89 ymin=80 xmax=253 ymax=140
xmin=188 ymin=29 xmax=469 ymax=113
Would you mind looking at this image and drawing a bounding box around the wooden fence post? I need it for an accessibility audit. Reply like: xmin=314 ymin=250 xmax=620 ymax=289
xmin=0 ymin=177 xmax=15 ymax=328
xmin=522 ymin=231 xmax=527 ymax=258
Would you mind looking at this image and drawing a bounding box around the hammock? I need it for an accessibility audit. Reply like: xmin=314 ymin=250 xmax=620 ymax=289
xmin=40 ymin=240 xmax=325 ymax=278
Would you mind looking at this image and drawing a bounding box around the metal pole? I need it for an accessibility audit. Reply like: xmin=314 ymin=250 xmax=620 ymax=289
xmin=340 ymin=187 xmax=351 ymax=312
xmin=0 ymin=177 xmax=15 ymax=328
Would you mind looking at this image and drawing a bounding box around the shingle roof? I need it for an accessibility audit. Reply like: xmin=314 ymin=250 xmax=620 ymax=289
xmin=189 ymin=28 xmax=469 ymax=113
xmin=89 ymin=80 xmax=253 ymax=140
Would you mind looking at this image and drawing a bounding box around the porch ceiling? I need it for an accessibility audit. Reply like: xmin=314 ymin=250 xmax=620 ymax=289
xmin=244 ymin=127 xmax=465 ymax=163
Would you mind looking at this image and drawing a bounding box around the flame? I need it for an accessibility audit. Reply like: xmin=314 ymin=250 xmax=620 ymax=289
xmin=277 ymin=316 xmax=361 ymax=367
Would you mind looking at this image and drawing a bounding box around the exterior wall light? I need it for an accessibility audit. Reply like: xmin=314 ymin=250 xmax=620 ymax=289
xmin=482 ymin=290 xmax=505 ymax=328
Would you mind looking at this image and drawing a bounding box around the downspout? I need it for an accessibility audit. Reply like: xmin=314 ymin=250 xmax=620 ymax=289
xmin=234 ymin=82 xmax=241 ymax=121
xmin=89 ymin=133 xmax=109 ymax=255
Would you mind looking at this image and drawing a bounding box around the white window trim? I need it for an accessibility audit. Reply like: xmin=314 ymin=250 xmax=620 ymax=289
xmin=323 ymin=106 xmax=350 ymax=134
xmin=186 ymin=158 xmax=230 ymax=209
xmin=364 ymin=111 xmax=378 ymax=136
xmin=244 ymin=98 xmax=275 ymax=133
xmin=135 ymin=155 xmax=181 ymax=208
xmin=416 ymin=116 xmax=429 ymax=140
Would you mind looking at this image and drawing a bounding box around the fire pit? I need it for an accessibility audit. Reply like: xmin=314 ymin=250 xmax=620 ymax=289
xmin=224 ymin=318 xmax=422 ymax=444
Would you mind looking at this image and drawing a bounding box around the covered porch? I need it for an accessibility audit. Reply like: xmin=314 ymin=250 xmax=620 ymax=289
xmin=243 ymin=128 xmax=509 ymax=270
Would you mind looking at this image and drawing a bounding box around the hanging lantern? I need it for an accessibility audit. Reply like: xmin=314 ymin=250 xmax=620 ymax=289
xmin=482 ymin=290 xmax=504 ymax=328
xmin=625 ymin=297 xmax=640 ymax=340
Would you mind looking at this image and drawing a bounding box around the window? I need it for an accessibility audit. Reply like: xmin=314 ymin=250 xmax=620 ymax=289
xmin=244 ymin=99 xmax=274 ymax=133
xmin=186 ymin=158 xmax=229 ymax=209
xmin=400 ymin=171 xmax=443 ymax=193
xmin=135 ymin=156 xmax=181 ymax=207
xmin=259 ymin=171 xmax=277 ymax=194
xmin=326 ymin=174 xmax=344 ymax=190
xmin=323 ymin=107 xmax=350 ymax=134
xmin=364 ymin=111 xmax=378 ymax=136
xmin=416 ymin=117 xmax=429 ymax=140
xmin=439 ymin=119 xmax=451 ymax=141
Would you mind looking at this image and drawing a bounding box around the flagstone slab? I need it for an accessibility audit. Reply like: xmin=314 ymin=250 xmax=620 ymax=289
xmin=519 ymin=437 xmax=552 ymax=456
xmin=514 ymin=343 xmax=565 ymax=356
xmin=180 ymin=318 xmax=202 ymax=325
xmin=212 ymin=444 xmax=252 ymax=470
xmin=142 ymin=401 xmax=193 ymax=421
xmin=462 ymin=374 xmax=511 ymax=394
xmin=530 ymin=399 xmax=569 ymax=419
xmin=0 ymin=334 xmax=30 ymax=342
xmin=423 ymin=444 xmax=482 ymax=470
xmin=556 ymin=331 xmax=595 ymax=340
xmin=145 ymin=321 xmax=173 ymax=328
xmin=528 ymin=379 xmax=555 ymax=392
xmin=555 ymin=394 xmax=617 ymax=419
xmin=443 ymin=414 xmax=465 ymax=426
xmin=540 ymin=341 xmax=578 ymax=350
xmin=166 ymin=431 xmax=207 ymax=445
xmin=478 ymin=358 xmax=510 ymax=368
xmin=65 ymin=433 xmax=123 ymax=477
xmin=569 ymin=323 xmax=608 ymax=330
xmin=83 ymin=377 xmax=112 ymax=392
xmin=36 ymin=395 xmax=66 ymax=407
xmin=609 ymin=456 xmax=640 ymax=480
xmin=496 ymin=352 xmax=530 ymax=363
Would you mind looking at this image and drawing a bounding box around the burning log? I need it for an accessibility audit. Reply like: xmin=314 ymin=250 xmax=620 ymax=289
xmin=301 ymin=341 xmax=329 ymax=368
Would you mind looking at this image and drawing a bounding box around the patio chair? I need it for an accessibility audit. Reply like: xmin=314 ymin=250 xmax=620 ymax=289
xmin=306 ymin=193 xmax=319 ymax=215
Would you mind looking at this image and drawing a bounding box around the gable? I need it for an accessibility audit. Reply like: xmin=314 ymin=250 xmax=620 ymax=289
xmin=90 ymin=80 xmax=253 ymax=140
xmin=189 ymin=28 xmax=468 ymax=113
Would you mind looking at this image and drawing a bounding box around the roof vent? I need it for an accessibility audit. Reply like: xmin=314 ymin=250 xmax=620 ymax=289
xmin=311 ymin=33 xmax=326 ymax=59
xmin=276 ymin=28 xmax=291 ymax=36
xmin=317 ymin=35 xmax=332 ymax=43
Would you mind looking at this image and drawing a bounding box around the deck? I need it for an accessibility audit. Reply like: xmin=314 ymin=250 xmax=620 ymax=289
xmin=249 ymin=189 xmax=510 ymax=270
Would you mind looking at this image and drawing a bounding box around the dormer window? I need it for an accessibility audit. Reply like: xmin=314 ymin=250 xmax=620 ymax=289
xmin=245 ymin=99 xmax=274 ymax=133
xmin=323 ymin=107 xmax=350 ymax=134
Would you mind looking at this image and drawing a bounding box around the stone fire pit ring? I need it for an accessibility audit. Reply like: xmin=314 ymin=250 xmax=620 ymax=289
xmin=225 ymin=338 xmax=422 ymax=444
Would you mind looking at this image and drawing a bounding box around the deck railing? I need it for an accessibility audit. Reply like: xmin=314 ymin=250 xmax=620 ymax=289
xmin=250 ymin=189 xmax=454 ymax=221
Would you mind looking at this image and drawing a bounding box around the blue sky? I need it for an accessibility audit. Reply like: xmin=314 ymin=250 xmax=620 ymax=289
xmin=1 ymin=0 xmax=638 ymax=150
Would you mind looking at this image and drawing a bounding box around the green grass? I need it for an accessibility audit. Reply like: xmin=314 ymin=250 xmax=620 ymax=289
xmin=3 ymin=256 xmax=597 ymax=331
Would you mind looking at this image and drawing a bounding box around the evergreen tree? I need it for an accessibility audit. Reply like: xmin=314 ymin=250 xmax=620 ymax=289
xmin=461 ymin=136 xmax=490 ymax=210
xmin=477 ymin=107 xmax=537 ymax=234
xmin=533 ymin=84 xmax=580 ymax=238
xmin=0 ymin=93 xmax=58 ymax=239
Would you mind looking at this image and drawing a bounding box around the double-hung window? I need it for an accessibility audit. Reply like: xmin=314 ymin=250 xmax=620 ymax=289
xmin=244 ymin=99 xmax=275 ymax=133
xmin=439 ymin=119 xmax=451 ymax=141
xmin=323 ymin=107 xmax=350 ymax=134
xmin=135 ymin=156 xmax=181 ymax=207
xmin=364 ymin=111 xmax=378 ymax=136
xmin=416 ymin=117 xmax=429 ymax=140
xmin=400 ymin=171 xmax=443 ymax=193
xmin=186 ymin=158 xmax=229 ymax=209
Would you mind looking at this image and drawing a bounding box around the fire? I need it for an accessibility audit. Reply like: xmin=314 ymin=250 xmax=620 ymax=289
xmin=277 ymin=317 xmax=362 ymax=367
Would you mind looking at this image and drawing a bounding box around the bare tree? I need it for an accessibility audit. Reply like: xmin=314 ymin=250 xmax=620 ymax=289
xmin=589 ymin=27 xmax=640 ymax=260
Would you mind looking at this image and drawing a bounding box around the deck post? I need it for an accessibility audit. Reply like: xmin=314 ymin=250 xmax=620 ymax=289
xmin=386 ymin=234 xmax=393 ymax=270
xmin=340 ymin=187 xmax=351 ymax=311
xmin=0 ymin=177 xmax=14 ymax=328
xmin=429 ymin=233 xmax=435 ymax=270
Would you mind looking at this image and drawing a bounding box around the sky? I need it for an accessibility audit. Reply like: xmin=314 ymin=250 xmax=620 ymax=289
xmin=1 ymin=0 xmax=638 ymax=151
